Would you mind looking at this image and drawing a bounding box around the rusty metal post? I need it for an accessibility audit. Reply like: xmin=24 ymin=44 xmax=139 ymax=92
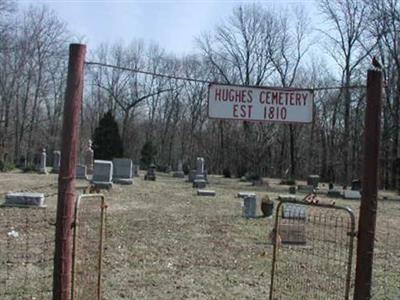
xmin=53 ymin=43 xmax=86 ymax=300
xmin=354 ymin=70 xmax=382 ymax=300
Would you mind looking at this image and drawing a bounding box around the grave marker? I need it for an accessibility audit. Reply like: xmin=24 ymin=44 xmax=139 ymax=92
xmin=92 ymin=160 xmax=113 ymax=189
xmin=39 ymin=148 xmax=48 ymax=174
xmin=76 ymin=164 xmax=88 ymax=180
xmin=52 ymin=150 xmax=61 ymax=173
xmin=4 ymin=192 xmax=45 ymax=207
xmin=113 ymin=158 xmax=133 ymax=184
xmin=242 ymin=195 xmax=257 ymax=218
xmin=85 ymin=139 xmax=94 ymax=174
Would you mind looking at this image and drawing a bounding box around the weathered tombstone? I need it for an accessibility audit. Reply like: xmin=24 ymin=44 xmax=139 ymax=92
xmin=297 ymin=185 xmax=314 ymax=193
xmin=242 ymin=195 xmax=257 ymax=218
xmin=351 ymin=179 xmax=361 ymax=191
xmin=327 ymin=189 xmax=342 ymax=198
xmin=279 ymin=224 xmax=307 ymax=245
xmin=197 ymin=189 xmax=216 ymax=196
xmin=52 ymin=150 xmax=61 ymax=173
xmin=132 ymin=164 xmax=139 ymax=177
xmin=85 ymin=139 xmax=94 ymax=174
xmin=193 ymin=179 xmax=206 ymax=189
xmin=328 ymin=182 xmax=334 ymax=190
xmin=173 ymin=160 xmax=185 ymax=178
xmin=92 ymin=160 xmax=113 ymax=189
xmin=237 ymin=192 xmax=256 ymax=198
xmin=307 ymin=175 xmax=320 ymax=189
xmin=113 ymin=158 xmax=133 ymax=184
xmin=282 ymin=204 xmax=307 ymax=219
xmin=343 ymin=190 xmax=361 ymax=200
xmin=144 ymin=164 xmax=156 ymax=181
xmin=188 ymin=170 xmax=197 ymax=182
xmin=76 ymin=164 xmax=88 ymax=180
xmin=39 ymin=148 xmax=48 ymax=174
xmin=4 ymin=192 xmax=45 ymax=207
xmin=196 ymin=157 xmax=205 ymax=174
xmin=289 ymin=186 xmax=297 ymax=194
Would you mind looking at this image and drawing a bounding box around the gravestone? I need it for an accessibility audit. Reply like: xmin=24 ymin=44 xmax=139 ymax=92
xmin=282 ymin=203 xmax=307 ymax=220
xmin=196 ymin=157 xmax=205 ymax=174
xmin=197 ymin=189 xmax=216 ymax=196
xmin=113 ymin=158 xmax=133 ymax=184
xmin=4 ymin=192 xmax=45 ymax=207
xmin=92 ymin=160 xmax=113 ymax=189
xmin=173 ymin=160 xmax=185 ymax=178
xmin=52 ymin=150 xmax=61 ymax=173
xmin=307 ymin=175 xmax=320 ymax=189
xmin=132 ymin=164 xmax=139 ymax=177
xmin=328 ymin=189 xmax=342 ymax=198
xmin=242 ymin=195 xmax=257 ymax=218
xmin=193 ymin=179 xmax=206 ymax=188
xmin=85 ymin=139 xmax=94 ymax=174
xmin=237 ymin=192 xmax=256 ymax=198
xmin=351 ymin=179 xmax=361 ymax=191
xmin=279 ymin=224 xmax=307 ymax=245
xmin=289 ymin=186 xmax=297 ymax=194
xmin=76 ymin=164 xmax=88 ymax=180
xmin=329 ymin=182 xmax=334 ymax=190
xmin=297 ymin=185 xmax=314 ymax=193
xmin=188 ymin=170 xmax=197 ymax=182
xmin=343 ymin=190 xmax=361 ymax=200
xmin=144 ymin=164 xmax=156 ymax=181
xmin=38 ymin=148 xmax=48 ymax=174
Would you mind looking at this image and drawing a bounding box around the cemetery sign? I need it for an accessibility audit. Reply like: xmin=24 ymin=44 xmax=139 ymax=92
xmin=208 ymin=83 xmax=313 ymax=123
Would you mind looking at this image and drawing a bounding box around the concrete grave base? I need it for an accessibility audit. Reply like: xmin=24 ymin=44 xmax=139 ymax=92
xmin=197 ymin=189 xmax=216 ymax=196
xmin=113 ymin=178 xmax=133 ymax=185
xmin=92 ymin=181 xmax=113 ymax=190
xmin=193 ymin=179 xmax=207 ymax=188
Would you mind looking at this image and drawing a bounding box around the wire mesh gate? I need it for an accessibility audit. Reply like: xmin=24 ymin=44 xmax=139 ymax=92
xmin=269 ymin=198 xmax=356 ymax=300
xmin=72 ymin=193 xmax=107 ymax=300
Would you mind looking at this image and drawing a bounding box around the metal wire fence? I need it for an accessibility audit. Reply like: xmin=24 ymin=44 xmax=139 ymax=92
xmin=0 ymin=206 xmax=55 ymax=300
xmin=269 ymin=199 xmax=356 ymax=300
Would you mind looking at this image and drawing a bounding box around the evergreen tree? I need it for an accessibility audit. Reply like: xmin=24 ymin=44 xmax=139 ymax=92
xmin=140 ymin=140 xmax=157 ymax=167
xmin=92 ymin=110 xmax=123 ymax=160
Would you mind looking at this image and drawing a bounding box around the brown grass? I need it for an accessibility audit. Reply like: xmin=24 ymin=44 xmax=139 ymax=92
xmin=0 ymin=171 xmax=399 ymax=299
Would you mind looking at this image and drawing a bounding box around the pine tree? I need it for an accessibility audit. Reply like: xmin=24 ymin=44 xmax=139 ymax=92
xmin=92 ymin=110 xmax=123 ymax=160
xmin=140 ymin=140 xmax=157 ymax=167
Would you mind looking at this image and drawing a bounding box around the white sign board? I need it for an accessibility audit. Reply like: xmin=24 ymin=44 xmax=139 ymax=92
xmin=208 ymin=84 xmax=313 ymax=123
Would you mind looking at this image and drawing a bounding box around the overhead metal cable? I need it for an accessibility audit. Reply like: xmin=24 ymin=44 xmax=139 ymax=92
xmin=85 ymin=61 xmax=367 ymax=91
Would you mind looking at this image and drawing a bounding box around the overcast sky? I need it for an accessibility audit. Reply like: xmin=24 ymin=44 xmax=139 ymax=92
xmin=18 ymin=0 xmax=318 ymax=56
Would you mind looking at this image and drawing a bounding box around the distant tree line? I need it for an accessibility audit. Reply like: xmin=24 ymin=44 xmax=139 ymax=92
xmin=0 ymin=0 xmax=399 ymax=191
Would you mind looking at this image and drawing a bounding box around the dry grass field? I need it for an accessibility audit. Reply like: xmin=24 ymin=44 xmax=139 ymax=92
xmin=0 ymin=171 xmax=399 ymax=299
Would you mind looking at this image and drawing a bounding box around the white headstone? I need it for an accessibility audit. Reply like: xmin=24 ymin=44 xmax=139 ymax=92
xmin=113 ymin=158 xmax=133 ymax=184
xmin=39 ymin=148 xmax=48 ymax=174
xmin=76 ymin=164 xmax=88 ymax=180
xmin=92 ymin=160 xmax=113 ymax=189
xmin=196 ymin=157 xmax=205 ymax=174
xmin=52 ymin=150 xmax=61 ymax=173
xmin=85 ymin=139 xmax=94 ymax=174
